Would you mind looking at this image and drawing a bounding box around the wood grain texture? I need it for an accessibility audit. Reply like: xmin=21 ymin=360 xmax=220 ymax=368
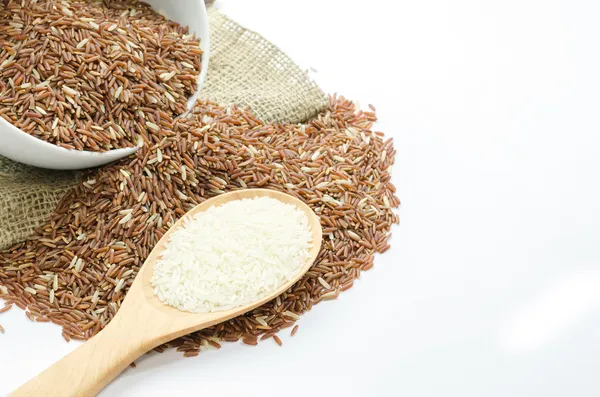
xmin=9 ymin=189 xmax=322 ymax=397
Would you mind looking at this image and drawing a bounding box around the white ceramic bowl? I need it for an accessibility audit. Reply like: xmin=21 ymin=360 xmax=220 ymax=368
xmin=0 ymin=0 xmax=210 ymax=170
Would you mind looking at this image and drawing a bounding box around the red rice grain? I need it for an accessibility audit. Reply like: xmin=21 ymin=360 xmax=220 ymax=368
xmin=291 ymin=325 xmax=299 ymax=337
xmin=0 ymin=0 xmax=202 ymax=151
xmin=0 ymin=96 xmax=399 ymax=356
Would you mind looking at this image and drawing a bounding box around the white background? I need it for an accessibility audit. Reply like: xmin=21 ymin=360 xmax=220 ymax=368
xmin=2 ymin=0 xmax=600 ymax=395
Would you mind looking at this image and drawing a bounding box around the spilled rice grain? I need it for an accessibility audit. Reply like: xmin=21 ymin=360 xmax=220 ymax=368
xmin=0 ymin=95 xmax=399 ymax=355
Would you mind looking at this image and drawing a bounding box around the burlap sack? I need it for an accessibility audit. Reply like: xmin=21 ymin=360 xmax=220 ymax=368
xmin=0 ymin=7 xmax=327 ymax=250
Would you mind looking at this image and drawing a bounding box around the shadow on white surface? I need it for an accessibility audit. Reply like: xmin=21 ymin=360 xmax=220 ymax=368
xmin=503 ymin=272 xmax=600 ymax=353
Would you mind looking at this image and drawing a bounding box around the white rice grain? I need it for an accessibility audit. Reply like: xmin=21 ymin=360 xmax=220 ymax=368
xmin=151 ymin=197 xmax=313 ymax=313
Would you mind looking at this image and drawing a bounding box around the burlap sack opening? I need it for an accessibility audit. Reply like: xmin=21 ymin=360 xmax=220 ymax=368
xmin=0 ymin=7 xmax=327 ymax=250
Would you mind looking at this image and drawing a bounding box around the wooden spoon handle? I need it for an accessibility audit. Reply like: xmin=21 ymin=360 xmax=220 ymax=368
xmin=8 ymin=315 xmax=150 ymax=397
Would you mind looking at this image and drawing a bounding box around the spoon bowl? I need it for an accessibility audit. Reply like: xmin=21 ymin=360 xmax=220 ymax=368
xmin=9 ymin=189 xmax=323 ymax=397
xmin=0 ymin=0 xmax=210 ymax=170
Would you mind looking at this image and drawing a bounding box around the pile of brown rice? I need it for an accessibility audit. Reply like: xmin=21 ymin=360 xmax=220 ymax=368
xmin=0 ymin=0 xmax=202 ymax=151
xmin=0 ymin=95 xmax=399 ymax=355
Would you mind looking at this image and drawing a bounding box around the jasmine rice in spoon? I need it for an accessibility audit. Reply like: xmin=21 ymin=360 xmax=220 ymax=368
xmin=151 ymin=196 xmax=313 ymax=313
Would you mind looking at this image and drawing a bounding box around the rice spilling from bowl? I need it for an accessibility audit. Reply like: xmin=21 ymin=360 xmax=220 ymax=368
xmin=0 ymin=0 xmax=202 ymax=151
xmin=151 ymin=196 xmax=313 ymax=313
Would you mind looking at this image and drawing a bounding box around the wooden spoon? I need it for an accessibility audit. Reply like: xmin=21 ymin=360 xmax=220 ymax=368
xmin=9 ymin=189 xmax=322 ymax=397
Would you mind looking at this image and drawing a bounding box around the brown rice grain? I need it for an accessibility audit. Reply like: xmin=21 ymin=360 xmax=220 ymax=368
xmin=0 ymin=95 xmax=399 ymax=355
xmin=291 ymin=325 xmax=299 ymax=337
